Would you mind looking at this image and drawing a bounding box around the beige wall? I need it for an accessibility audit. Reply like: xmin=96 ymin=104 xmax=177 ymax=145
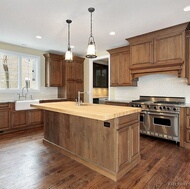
xmin=0 ymin=42 xmax=57 ymax=100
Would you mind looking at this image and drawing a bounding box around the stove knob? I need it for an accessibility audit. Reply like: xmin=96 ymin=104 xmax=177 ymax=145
xmin=167 ymin=107 xmax=171 ymax=111
xmin=160 ymin=106 xmax=163 ymax=110
xmin=132 ymin=104 xmax=136 ymax=107
xmin=154 ymin=106 xmax=157 ymax=110
xmin=147 ymin=105 xmax=150 ymax=108
xmin=163 ymin=106 xmax=166 ymax=110
xmin=137 ymin=104 xmax=142 ymax=108
xmin=173 ymin=107 xmax=177 ymax=111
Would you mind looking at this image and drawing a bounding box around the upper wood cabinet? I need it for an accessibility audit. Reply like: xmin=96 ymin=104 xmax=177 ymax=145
xmin=43 ymin=53 xmax=63 ymax=87
xmin=127 ymin=22 xmax=190 ymax=79
xmin=107 ymin=46 xmax=137 ymax=86
xmin=58 ymin=56 xmax=84 ymax=100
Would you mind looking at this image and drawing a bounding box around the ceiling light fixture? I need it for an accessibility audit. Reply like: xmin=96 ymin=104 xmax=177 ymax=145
xmin=86 ymin=7 xmax=97 ymax=59
xmin=65 ymin=19 xmax=73 ymax=62
xmin=35 ymin=35 xmax=42 ymax=39
xmin=183 ymin=6 xmax=190 ymax=12
xmin=110 ymin=32 xmax=116 ymax=35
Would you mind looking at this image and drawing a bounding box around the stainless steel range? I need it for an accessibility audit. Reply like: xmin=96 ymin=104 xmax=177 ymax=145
xmin=130 ymin=96 xmax=185 ymax=142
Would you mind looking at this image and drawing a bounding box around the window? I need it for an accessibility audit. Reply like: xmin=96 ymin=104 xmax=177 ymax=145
xmin=0 ymin=50 xmax=40 ymax=91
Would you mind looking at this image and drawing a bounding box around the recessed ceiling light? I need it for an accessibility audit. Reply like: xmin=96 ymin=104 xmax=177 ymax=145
xmin=35 ymin=35 xmax=42 ymax=39
xmin=70 ymin=45 xmax=75 ymax=48
xmin=183 ymin=6 xmax=190 ymax=12
xmin=110 ymin=32 xmax=116 ymax=36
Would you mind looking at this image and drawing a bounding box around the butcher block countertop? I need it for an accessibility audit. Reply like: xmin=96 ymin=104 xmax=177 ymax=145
xmin=31 ymin=101 xmax=141 ymax=121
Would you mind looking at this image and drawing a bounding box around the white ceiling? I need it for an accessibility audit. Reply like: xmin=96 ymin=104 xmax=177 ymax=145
xmin=0 ymin=0 xmax=190 ymax=57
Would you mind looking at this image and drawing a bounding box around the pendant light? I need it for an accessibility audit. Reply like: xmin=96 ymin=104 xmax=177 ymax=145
xmin=65 ymin=19 xmax=73 ymax=62
xmin=86 ymin=7 xmax=97 ymax=58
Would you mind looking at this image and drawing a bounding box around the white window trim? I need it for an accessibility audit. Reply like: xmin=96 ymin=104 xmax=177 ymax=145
xmin=0 ymin=49 xmax=41 ymax=93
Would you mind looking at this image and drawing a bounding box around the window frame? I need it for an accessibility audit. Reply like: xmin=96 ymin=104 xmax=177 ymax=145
xmin=0 ymin=49 xmax=41 ymax=93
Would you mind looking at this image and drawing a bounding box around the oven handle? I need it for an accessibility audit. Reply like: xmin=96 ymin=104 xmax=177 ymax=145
xmin=147 ymin=112 xmax=178 ymax=117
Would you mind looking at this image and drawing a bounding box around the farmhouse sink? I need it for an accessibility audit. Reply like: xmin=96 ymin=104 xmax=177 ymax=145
xmin=15 ymin=99 xmax=40 ymax=110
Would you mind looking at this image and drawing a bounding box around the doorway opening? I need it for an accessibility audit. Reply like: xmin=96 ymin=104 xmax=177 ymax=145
xmin=88 ymin=55 xmax=110 ymax=103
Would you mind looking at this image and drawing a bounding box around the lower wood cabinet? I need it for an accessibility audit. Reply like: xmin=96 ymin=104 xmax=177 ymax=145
xmin=28 ymin=109 xmax=43 ymax=125
xmin=43 ymin=110 xmax=140 ymax=181
xmin=12 ymin=111 xmax=27 ymax=128
xmin=181 ymin=107 xmax=190 ymax=148
xmin=0 ymin=103 xmax=11 ymax=131
xmin=0 ymin=102 xmax=43 ymax=134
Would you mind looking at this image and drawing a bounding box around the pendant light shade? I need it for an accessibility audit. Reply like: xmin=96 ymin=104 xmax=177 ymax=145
xmin=65 ymin=19 xmax=73 ymax=62
xmin=86 ymin=7 xmax=97 ymax=59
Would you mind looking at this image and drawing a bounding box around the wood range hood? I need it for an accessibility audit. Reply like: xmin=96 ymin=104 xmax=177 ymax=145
xmin=126 ymin=22 xmax=190 ymax=80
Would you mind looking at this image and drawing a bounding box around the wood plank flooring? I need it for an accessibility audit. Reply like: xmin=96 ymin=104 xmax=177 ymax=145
xmin=0 ymin=128 xmax=190 ymax=189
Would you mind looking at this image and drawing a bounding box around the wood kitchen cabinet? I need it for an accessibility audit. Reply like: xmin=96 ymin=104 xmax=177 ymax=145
xmin=0 ymin=103 xmax=10 ymax=131
xmin=186 ymin=30 xmax=190 ymax=85
xmin=127 ymin=22 xmax=190 ymax=79
xmin=11 ymin=110 xmax=27 ymax=128
xmin=107 ymin=46 xmax=137 ymax=86
xmin=58 ymin=56 xmax=84 ymax=101
xmin=180 ymin=107 xmax=190 ymax=148
xmin=28 ymin=109 xmax=43 ymax=125
xmin=43 ymin=53 xmax=63 ymax=87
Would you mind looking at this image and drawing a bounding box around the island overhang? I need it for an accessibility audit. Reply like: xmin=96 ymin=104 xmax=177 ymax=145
xmin=31 ymin=101 xmax=141 ymax=121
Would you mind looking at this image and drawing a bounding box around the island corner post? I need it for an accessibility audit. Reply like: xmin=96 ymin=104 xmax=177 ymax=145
xmin=31 ymin=102 xmax=141 ymax=181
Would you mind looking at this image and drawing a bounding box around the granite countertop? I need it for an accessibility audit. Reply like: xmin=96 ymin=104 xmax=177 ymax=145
xmin=31 ymin=101 xmax=141 ymax=121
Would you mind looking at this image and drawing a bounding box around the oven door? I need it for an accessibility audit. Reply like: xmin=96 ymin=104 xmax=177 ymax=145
xmin=148 ymin=112 xmax=179 ymax=138
xmin=140 ymin=111 xmax=148 ymax=133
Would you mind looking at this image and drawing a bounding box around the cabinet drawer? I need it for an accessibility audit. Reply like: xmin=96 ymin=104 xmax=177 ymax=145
xmin=0 ymin=103 xmax=10 ymax=109
xmin=117 ymin=113 xmax=139 ymax=130
xmin=105 ymin=102 xmax=129 ymax=106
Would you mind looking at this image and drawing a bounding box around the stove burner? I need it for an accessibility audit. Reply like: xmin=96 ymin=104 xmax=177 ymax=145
xmin=154 ymin=101 xmax=185 ymax=105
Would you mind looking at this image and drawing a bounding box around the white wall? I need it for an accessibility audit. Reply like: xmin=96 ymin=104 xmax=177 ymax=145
xmin=0 ymin=42 xmax=58 ymax=100
xmin=111 ymin=74 xmax=190 ymax=103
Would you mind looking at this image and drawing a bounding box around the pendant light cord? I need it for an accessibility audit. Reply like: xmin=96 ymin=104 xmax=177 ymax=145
xmin=90 ymin=12 xmax=92 ymax=37
xmin=68 ymin=23 xmax=70 ymax=49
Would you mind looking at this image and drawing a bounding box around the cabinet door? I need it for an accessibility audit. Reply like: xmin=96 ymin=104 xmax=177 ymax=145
xmin=75 ymin=61 xmax=83 ymax=81
xmin=44 ymin=53 xmax=63 ymax=87
xmin=186 ymin=115 xmax=190 ymax=129
xmin=154 ymin=32 xmax=185 ymax=64
xmin=130 ymin=40 xmax=153 ymax=66
xmin=110 ymin=53 xmax=119 ymax=86
xmin=66 ymin=81 xmax=76 ymax=100
xmin=12 ymin=111 xmax=27 ymax=128
xmin=66 ymin=62 xmax=75 ymax=80
xmin=119 ymin=51 xmax=131 ymax=85
xmin=118 ymin=126 xmax=131 ymax=170
xmin=28 ymin=109 xmax=43 ymax=125
xmin=186 ymin=129 xmax=190 ymax=143
xmin=49 ymin=59 xmax=63 ymax=86
xmin=130 ymin=122 xmax=140 ymax=161
xmin=0 ymin=110 xmax=10 ymax=130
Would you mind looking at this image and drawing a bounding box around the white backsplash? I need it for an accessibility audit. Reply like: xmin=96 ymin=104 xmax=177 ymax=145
xmin=0 ymin=87 xmax=58 ymax=101
xmin=111 ymin=74 xmax=190 ymax=103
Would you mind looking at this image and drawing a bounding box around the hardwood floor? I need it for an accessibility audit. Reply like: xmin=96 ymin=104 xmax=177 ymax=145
xmin=0 ymin=128 xmax=190 ymax=189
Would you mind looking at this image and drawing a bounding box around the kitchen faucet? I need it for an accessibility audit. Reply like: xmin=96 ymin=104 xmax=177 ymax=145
xmin=77 ymin=91 xmax=88 ymax=106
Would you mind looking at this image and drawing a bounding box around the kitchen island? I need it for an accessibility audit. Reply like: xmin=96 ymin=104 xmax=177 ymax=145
xmin=31 ymin=101 xmax=141 ymax=181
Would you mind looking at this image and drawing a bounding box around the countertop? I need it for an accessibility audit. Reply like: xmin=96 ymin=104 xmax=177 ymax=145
xmin=93 ymin=96 xmax=108 ymax=99
xmin=0 ymin=98 xmax=67 ymax=103
xmin=106 ymin=99 xmax=131 ymax=103
xmin=31 ymin=101 xmax=141 ymax=121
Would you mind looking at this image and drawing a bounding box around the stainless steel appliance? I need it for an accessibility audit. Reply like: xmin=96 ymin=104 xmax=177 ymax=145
xmin=130 ymin=96 xmax=185 ymax=142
